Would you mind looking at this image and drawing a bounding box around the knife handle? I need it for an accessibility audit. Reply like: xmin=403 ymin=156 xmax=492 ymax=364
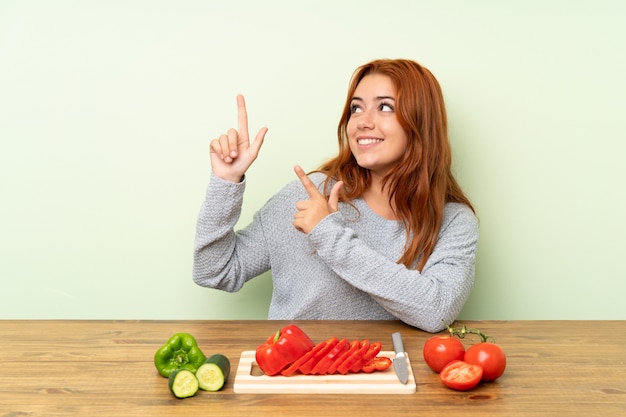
xmin=392 ymin=332 xmax=405 ymax=353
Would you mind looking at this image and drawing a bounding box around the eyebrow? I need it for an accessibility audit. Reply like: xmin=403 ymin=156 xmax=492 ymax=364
xmin=351 ymin=95 xmax=396 ymax=102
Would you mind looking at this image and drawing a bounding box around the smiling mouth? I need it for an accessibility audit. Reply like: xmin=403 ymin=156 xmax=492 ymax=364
xmin=357 ymin=138 xmax=384 ymax=145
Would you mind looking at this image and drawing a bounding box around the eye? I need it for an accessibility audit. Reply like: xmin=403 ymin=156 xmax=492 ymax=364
xmin=380 ymin=101 xmax=394 ymax=112
xmin=349 ymin=103 xmax=363 ymax=114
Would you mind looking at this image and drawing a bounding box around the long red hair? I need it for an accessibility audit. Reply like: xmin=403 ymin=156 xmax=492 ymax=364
xmin=317 ymin=59 xmax=474 ymax=271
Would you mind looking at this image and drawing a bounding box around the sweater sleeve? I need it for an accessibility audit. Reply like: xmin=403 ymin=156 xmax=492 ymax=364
xmin=306 ymin=204 xmax=478 ymax=333
xmin=192 ymin=174 xmax=271 ymax=292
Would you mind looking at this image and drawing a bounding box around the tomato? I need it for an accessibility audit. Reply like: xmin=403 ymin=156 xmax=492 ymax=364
xmin=464 ymin=342 xmax=506 ymax=382
xmin=423 ymin=335 xmax=466 ymax=373
xmin=439 ymin=360 xmax=483 ymax=391
xmin=362 ymin=357 xmax=392 ymax=373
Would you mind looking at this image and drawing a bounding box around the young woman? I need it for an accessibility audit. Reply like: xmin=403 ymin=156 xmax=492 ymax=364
xmin=193 ymin=59 xmax=478 ymax=332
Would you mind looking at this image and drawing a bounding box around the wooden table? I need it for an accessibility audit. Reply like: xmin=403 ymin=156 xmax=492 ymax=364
xmin=2 ymin=320 xmax=625 ymax=416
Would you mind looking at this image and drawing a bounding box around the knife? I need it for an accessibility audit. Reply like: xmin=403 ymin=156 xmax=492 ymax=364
xmin=391 ymin=332 xmax=409 ymax=384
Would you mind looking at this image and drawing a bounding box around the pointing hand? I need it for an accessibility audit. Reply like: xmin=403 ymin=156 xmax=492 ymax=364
xmin=292 ymin=165 xmax=344 ymax=234
xmin=209 ymin=95 xmax=268 ymax=182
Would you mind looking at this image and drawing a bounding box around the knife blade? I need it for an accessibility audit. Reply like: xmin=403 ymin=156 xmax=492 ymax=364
xmin=391 ymin=332 xmax=409 ymax=384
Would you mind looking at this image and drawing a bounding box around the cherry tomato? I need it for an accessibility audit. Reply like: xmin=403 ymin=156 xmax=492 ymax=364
xmin=439 ymin=360 xmax=483 ymax=391
xmin=423 ymin=335 xmax=466 ymax=373
xmin=464 ymin=342 xmax=506 ymax=382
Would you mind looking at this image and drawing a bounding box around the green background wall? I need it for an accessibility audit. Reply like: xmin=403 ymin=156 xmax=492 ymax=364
xmin=1 ymin=0 xmax=624 ymax=322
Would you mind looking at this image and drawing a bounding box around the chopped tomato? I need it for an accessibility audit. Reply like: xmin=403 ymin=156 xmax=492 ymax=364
xmin=439 ymin=360 xmax=483 ymax=391
xmin=362 ymin=356 xmax=392 ymax=373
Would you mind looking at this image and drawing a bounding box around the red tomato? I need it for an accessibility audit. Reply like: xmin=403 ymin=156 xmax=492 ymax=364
xmin=464 ymin=342 xmax=506 ymax=382
xmin=439 ymin=360 xmax=483 ymax=391
xmin=423 ymin=335 xmax=466 ymax=373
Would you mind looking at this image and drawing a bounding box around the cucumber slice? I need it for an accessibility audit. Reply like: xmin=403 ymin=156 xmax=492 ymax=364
xmin=168 ymin=369 xmax=199 ymax=398
xmin=196 ymin=353 xmax=231 ymax=391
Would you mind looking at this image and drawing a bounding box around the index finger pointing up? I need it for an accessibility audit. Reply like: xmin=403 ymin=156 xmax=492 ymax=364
xmin=294 ymin=165 xmax=324 ymax=200
xmin=236 ymin=94 xmax=250 ymax=143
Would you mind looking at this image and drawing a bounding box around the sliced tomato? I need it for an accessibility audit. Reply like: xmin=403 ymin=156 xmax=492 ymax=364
xmin=362 ymin=356 xmax=392 ymax=373
xmin=298 ymin=337 xmax=338 ymax=375
xmin=311 ymin=338 xmax=349 ymax=374
xmin=439 ymin=360 xmax=483 ymax=391
xmin=327 ymin=340 xmax=360 ymax=375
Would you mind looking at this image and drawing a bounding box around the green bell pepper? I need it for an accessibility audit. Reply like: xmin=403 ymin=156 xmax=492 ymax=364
xmin=154 ymin=333 xmax=207 ymax=377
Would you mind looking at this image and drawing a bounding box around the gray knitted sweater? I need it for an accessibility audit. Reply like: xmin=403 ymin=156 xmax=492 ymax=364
xmin=193 ymin=173 xmax=478 ymax=332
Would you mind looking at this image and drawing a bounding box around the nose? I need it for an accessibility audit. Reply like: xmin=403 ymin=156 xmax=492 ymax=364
xmin=357 ymin=109 xmax=375 ymax=129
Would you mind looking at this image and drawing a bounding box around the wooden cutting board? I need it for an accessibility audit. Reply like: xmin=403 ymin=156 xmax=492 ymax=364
xmin=233 ymin=351 xmax=416 ymax=394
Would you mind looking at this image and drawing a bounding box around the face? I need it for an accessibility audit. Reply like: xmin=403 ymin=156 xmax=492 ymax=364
xmin=347 ymin=73 xmax=409 ymax=178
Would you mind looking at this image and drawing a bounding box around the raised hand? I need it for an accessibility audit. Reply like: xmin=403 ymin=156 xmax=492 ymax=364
xmin=209 ymin=95 xmax=268 ymax=182
xmin=293 ymin=165 xmax=344 ymax=234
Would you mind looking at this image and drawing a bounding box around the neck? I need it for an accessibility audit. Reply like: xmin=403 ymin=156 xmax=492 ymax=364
xmin=363 ymin=177 xmax=397 ymax=220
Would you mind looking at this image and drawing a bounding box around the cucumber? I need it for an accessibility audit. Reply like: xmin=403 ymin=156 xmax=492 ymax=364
xmin=168 ymin=369 xmax=199 ymax=398
xmin=196 ymin=353 xmax=231 ymax=391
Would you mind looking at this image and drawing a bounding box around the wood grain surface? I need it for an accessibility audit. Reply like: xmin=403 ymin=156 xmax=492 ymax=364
xmin=1 ymin=319 xmax=625 ymax=416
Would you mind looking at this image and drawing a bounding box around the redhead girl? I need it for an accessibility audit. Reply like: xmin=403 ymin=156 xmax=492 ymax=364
xmin=193 ymin=59 xmax=478 ymax=332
